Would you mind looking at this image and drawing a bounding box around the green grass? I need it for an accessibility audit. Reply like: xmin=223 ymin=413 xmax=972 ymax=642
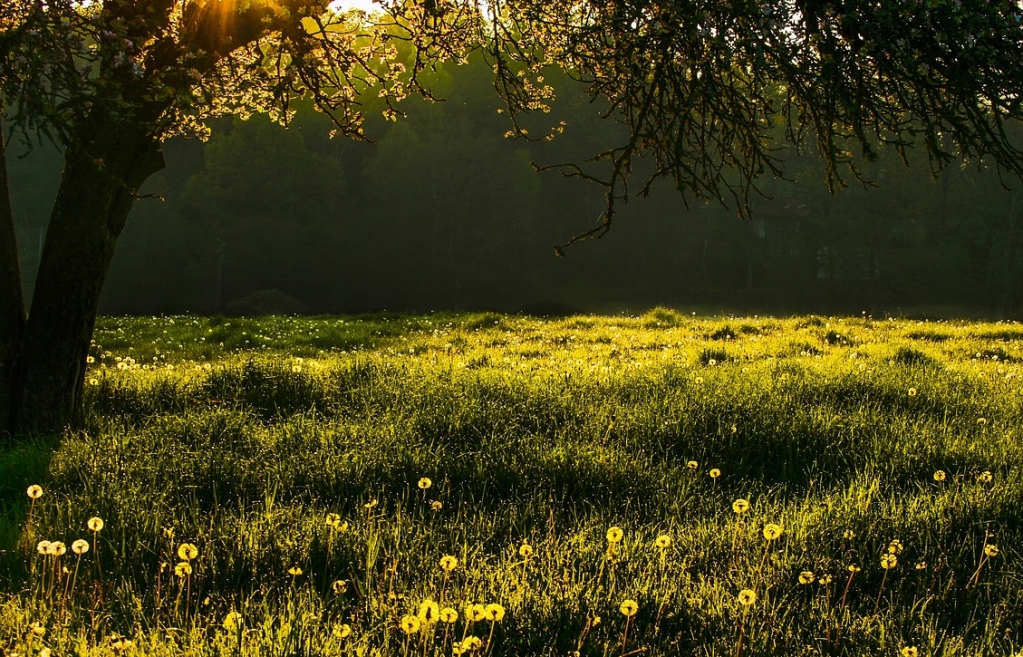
xmin=2 ymin=309 xmax=1023 ymax=656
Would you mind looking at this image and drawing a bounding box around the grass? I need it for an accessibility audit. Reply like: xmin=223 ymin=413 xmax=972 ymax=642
xmin=1 ymin=308 xmax=1022 ymax=656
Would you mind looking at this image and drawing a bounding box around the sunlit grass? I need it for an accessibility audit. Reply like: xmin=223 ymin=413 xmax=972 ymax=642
xmin=2 ymin=309 xmax=1022 ymax=655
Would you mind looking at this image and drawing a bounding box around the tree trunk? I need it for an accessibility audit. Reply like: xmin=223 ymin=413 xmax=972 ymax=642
xmin=0 ymin=116 xmax=27 ymax=436
xmin=11 ymin=115 xmax=164 ymax=434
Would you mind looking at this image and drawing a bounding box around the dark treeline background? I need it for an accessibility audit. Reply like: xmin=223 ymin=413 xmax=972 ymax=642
xmin=9 ymin=55 xmax=1023 ymax=318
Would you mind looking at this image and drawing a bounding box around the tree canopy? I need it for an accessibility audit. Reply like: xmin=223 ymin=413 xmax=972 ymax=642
xmin=4 ymin=0 xmax=1023 ymax=433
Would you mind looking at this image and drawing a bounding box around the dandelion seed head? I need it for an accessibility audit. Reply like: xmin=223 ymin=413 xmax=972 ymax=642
xmin=737 ymin=589 xmax=756 ymax=606
xmin=519 ymin=543 xmax=533 ymax=558
xmin=325 ymin=513 xmax=341 ymax=528
xmin=606 ymin=526 xmax=624 ymax=543
xmin=687 ymin=460 xmax=699 ymax=470
xmin=709 ymin=468 xmax=721 ymax=479
xmin=933 ymin=470 xmax=946 ymax=482
xmin=799 ymin=571 xmax=815 ymax=584
xmin=908 ymin=387 xmax=917 ymax=397
xmin=439 ymin=555 xmax=458 ymax=571
xmin=439 ymin=607 xmax=458 ymax=623
xmin=732 ymin=498 xmax=750 ymax=514
xmin=466 ymin=603 xmax=487 ymax=622
xmin=71 ymin=539 xmax=89 ymax=555
xmin=431 ymin=500 xmax=443 ymax=511
xmin=418 ymin=599 xmax=440 ymax=625
xmin=881 ymin=553 xmax=898 ymax=570
xmin=978 ymin=471 xmax=993 ymax=483
xmin=418 ymin=477 xmax=432 ymax=490
xmin=916 ymin=561 xmax=928 ymax=570
xmin=332 ymin=580 xmax=348 ymax=594
xmin=36 ymin=540 xmax=51 ymax=555
xmin=399 ymin=614 xmax=420 ymax=634
xmin=88 ymin=517 xmax=104 ymax=532
xmin=985 ymin=544 xmax=999 ymax=557
xmin=848 ymin=564 xmax=861 ymax=573
xmin=288 ymin=566 xmax=303 ymax=576
xmin=619 ymin=599 xmax=639 ymax=617
xmin=818 ymin=574 xmax=832 ymax=585
xmin=655 ymin=534 xmax=671 ymax=549
xmin=901 ymin=648 xmax=918 ymax=657
xmin=26 ymin=485 xmax=43 ymax=499
xmin=177 ymin=543 xmax=198 ymax=561
xmin=175 ymin=561 xmax=192 ymax=577
xmin=763 ymin=523 xmax=783 ymax=540
xmin=334 ymin=623 xmax=352 ymax=639
xmin=484 ymin=603 xmax=505 ymax=621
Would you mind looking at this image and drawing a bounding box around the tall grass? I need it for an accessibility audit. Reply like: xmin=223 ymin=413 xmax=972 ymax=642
xmin=1 ymin=310 xmax=1022 ymax=655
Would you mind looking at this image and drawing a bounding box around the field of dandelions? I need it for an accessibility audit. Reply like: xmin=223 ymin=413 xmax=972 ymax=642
xmin=1 ymin=308 xmax=1022 ymax=656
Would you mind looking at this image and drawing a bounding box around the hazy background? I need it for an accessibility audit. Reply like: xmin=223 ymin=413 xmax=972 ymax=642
xmin=9 ymin=55 xmax=1023 ymax=319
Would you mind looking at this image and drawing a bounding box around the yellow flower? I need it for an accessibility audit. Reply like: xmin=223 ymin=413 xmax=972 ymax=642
xmin=431 ymin=500 xmax=443 ymax=511
xmin=484 ymin=603 xmax=505 ymax=621
xmin=439 ymin=607 xmax=459 ymax=623
xmin=985 ymin=544 xmax=999 ymax=558
xmin=606 ymin=526 xmax=624 ymax=543
xmin=418 ymin=599 xmax=440 ymax=625
xmin=26 ymin=485 xmax=43 ymax=499
xmin=223 ymin=611 xmax=242 ymax=632
xmin=418 ymin=477 xmax=432 ymax=490
xmin=439 ymin=555 xmax=458 ymax=571
xmin=732 ymin=499 xmax=750 ymax=514
xmin=619 ymin=599 xmax=639 ymax=617
xmin=88 ymin=517 xmax=104 ymax=532
xmin=465 ymin=603 xmax=487 ymax=622
xmin=175 ymin=561 xmax=192 ymax=577
xmin=916 ymin=562 xmax=928 ymax=570
xmin=798 ymin=571 xmax=815 ymax=584
xmin=288 ymin=566 xmax=303 ymax=576
xmin=737 ymin=589 xmax=756 ymax=606
xmin=325 ymin=513 xmax=341 ymax=528
xmin=363 ymin=498 xmax=378 ymax=509
xmin=843 ymin=529 xmax=855 ymax=540
xmin=881 ymin=554 xmax=898 ymax=570
xmin=709 ymin=468 xmax=721 ymax=479
xmin=977 ymin=471 xmax=993 ymax=483
xmin=36 ymin=540 xmax=51 ymax=555
xmin=687 ymin=460 xmax=699 ymax=470
xmin=888 ymin=539 xmax=904 ymax=554
xmin=332 ymin=580 xmax=348 ymax=594
xmin=908 ymin=387 xmax=917 ymax=397
xmin=901 ymin=647 xmax=918 ymax=657
xmin=818 ymin=574 xmax=832 ymax=585
xmin=177 ymin=543 xmax=198 ymax=561
xmin=763 ymin=523 xmax=783 ymax=540
xmin=519 ymin=543 xmax=533 ymax=558
xmin=399 ymin=615 xmax=420 ymax=634
xmin=334 ymin=623 xmax=352 ymax=639
xmin=72 ymin=539 xmax=89 ymax=555
xmin=655 ymin=534 xmax=671 ymax=549
xmin=848 ymin=564 xmax=861 ymax=573
xmin=933 ymin=470 xmax=946 ymax=482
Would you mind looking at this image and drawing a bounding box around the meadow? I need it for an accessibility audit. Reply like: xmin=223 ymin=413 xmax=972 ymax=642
xmin=1 ymin=308 xmax=1022 ymax=656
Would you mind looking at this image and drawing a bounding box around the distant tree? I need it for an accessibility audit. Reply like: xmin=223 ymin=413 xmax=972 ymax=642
xmin=4 ymin=0 xmax=1023 ymax=434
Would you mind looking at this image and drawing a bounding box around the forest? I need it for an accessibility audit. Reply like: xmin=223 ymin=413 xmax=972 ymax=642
xmin=9 ymin=54 xmax=1023 ymax=319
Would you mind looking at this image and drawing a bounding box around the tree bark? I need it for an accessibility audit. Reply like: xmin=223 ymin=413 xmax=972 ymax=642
xmin=0 ymin=116 xmax=27 ymax=436
xmin=11 ymin=114 xmax=164 ymax=434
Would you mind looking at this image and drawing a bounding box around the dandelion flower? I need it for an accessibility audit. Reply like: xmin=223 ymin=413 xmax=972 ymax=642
xmin=655 ymin=535 xmax=671 ymax=549
xmin=26 ymin=485 xmax=43 ymax=499
xmin=399 ymin=615 xmax=421 ymax=634
xmin=901 ymin=648 xmax=918 ymax=657
xmin=687 ymin=460 xmax=699 ymax=470
xmin=439 ymin=555 xmax=458 ymax=571
xmin=737 ymin=589 xmax=757 ymax=606
xmin=439 ymin=607 xmax=458 ymax=623
xmin=431 ymin=500 xmax=443 ymax=511
xmin=418 ymin=599 xmax=440 ymax=625
xmin=332 ymin=580 xmax=348 ymax=594
xmin=799 ymin=571 xmax=815 ymax=585
xmin=418 ymin=477 xmax=432 ymax=490
xmin=177 ymin=543 xmax=198 ymax=561
xmin=71 ymin=539 xmax=89 ymax=555
xmin=325 ymin=513 xmax=341 ymax=528
xmin=484 ymin=603 xmax=505 ymax=621
xmin=288 ymin=566 xmax=303 ymax=576
xmin=606 ymin=526 xmax=624 ymax=543
xmin=88 ymin=517 xmax=104 ymax=532
xmin=880 ymin=554 xmax=898 ymax=570
xmin=619 ymin=599 xmax=639 ymax=617
xmin=732 ymin=499 xmax=750 ymax=514
xmin=978 ymin=471 xmax=993 ymax=483
xmin=466 ymin=603 xmax=487 ymax=622
xmin=175 ymin=561 xmax=192 ymax=577
xmin=763 ymin=523 xmax=784 ymax=540
xmin=36 ymin=540 xmax=51 ymax=555
xmin=519 ymin=543 xmax=533 ymax=558
xmin=985 ymin=544 xmax=999 ymax=558
xmin=223 ymin=611 xmax=242 ymax=632
xmin=908 ymin=387 xmax=917 ymax=397
xmin=709 ymin=468 xmax=721 ymax=479
xmin=933 ymin=470 xmax=946 ymax=482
